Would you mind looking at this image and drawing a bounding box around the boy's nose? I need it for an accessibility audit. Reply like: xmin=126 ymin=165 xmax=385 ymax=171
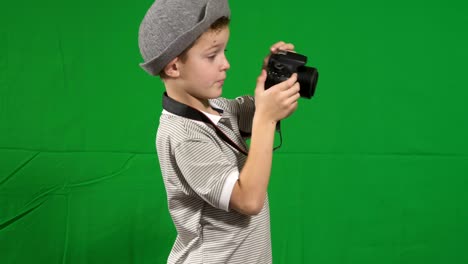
xmin=221 ymin=57 xmax=230 ymax=71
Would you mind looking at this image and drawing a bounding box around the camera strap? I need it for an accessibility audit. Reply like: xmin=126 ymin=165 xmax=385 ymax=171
xmin=274 ymin=121 xmax=283 ymax=151
xmin=162 ymin=93 xmax=249 ymax=156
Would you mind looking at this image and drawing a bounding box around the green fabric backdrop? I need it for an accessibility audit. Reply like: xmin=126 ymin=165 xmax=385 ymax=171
xmin=1 ymin=0 xmax=467 ymax=263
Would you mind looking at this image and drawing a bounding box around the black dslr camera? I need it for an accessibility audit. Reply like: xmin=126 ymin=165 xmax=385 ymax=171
xmin=265 ymin=50 xmax=319 ymax=99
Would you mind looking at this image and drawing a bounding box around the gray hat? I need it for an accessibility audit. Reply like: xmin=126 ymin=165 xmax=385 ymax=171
xmin=138 ymin=0 xmax=231 ymax=76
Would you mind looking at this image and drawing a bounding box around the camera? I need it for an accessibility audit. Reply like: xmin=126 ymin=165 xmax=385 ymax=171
xmin=265 ymin=50 xmax=319 ymax=99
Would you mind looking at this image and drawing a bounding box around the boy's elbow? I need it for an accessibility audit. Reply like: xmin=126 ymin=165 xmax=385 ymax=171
xmin=234 ymin=198 xmax=265 ymax=216
xmin=246 ymin=203 xmax=263 ymax=215
xmin=230 ymin=183 xmax=266 ymax=216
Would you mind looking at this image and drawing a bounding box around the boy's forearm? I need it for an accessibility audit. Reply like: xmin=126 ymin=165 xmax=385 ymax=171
xmin=232 ymin=114 xmax=276 ymax=215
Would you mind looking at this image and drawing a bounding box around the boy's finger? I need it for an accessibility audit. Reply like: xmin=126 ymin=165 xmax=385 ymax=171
xmin=275 ymin=73 xmax=298 ymax=91
xmin=285 ymin=74 xmax=298 ymax=90
xmin=283 ymin=82 xmax=301 ymax=98
xmin=270 ymin=41 xmax=286 ymax=52
xmin=256 ymin=69 xmax=267 ymax=91
xmin=285 ymin=91 xmax=301 ymax=106
xmin=271 ymin=42 xmax=295 ymax=53
xmin=279 ymin=43 xmax=295 ymax=51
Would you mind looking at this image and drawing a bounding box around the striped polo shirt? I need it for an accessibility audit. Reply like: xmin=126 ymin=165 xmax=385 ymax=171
xmin=156 ymin=93 xmax=272 ymax=264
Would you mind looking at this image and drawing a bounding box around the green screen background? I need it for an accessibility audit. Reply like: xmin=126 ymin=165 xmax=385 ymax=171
xmin=1 ymin=0 xmax=467 ymax=263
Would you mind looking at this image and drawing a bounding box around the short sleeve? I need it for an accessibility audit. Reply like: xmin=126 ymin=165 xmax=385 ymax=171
xmin=174 ymin=138 xmax=239 ymax=211
xmin=234 ymin=96 xmax=255 ymax=135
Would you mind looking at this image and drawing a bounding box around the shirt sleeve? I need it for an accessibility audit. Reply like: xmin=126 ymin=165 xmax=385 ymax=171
xmin=174 ymin=138 xmax=239 ymax=212
xmin=220 ymin=170 xmax=239 ymax=211
xmin=234 ymin=96 xmax=256 ymax=136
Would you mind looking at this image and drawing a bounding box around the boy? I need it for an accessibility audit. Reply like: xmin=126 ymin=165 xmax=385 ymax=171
xmin=138 ymin=0 xmax=300 ymax=263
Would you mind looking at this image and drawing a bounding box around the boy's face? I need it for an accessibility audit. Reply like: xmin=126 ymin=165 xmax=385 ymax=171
xmin=176 ymin=26 xmax=230 ymax=100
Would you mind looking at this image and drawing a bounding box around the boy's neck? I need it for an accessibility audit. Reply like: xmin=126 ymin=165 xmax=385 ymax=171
xmin=165 ymin=88 xmax=220 ymax=116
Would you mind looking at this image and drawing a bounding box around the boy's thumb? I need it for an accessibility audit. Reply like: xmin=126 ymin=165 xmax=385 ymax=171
xmin=256 ymin=70 xmax=267 ymax=91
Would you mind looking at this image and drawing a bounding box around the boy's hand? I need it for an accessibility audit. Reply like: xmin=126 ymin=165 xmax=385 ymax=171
xmin=262 ymin=41 xmax=296 ymax=70
xmin=254 ymin=70 xmax=300 ymax=123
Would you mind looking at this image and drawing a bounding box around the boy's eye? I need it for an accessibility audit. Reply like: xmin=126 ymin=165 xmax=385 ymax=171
xmin=207 ymin=49 xmax=227 ymax=60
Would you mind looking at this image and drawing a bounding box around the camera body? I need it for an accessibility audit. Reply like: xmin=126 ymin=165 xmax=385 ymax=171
xmin=265 ymin=50 xmax=319 ymax=99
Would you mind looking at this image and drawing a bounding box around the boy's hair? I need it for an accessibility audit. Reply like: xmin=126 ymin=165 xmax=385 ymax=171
xmin=159 ymin=16 xmax=230 ymax=79
xmin=138 ymin=0 xmax=231 ymax=77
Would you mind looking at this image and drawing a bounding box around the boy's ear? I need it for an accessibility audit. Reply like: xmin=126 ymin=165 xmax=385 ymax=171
xmin=163 ymin=57 xmax=180 ymax=78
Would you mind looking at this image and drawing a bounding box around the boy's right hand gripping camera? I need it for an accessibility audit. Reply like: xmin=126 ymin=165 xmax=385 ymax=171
xmin=265 ymin=50 xmax=319 ymax=99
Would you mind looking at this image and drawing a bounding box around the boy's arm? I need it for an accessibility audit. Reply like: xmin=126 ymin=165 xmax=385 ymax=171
xmin=229 ymin=70 xmax=300 ymax=215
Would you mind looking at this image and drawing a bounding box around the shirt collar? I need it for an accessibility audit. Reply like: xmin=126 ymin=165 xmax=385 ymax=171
xmin=162 ymin=92 xmax=223 ymax=125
